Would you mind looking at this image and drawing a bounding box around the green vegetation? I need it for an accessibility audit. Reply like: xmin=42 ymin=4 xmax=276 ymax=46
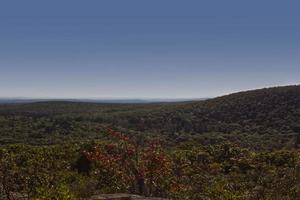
xmin=0 ymin=85 xmax=299 ymax=199
xmin=0 ymin=85 xmax=299 ymax=149
xmin=1 ymin=136 xmax=300 ymax=199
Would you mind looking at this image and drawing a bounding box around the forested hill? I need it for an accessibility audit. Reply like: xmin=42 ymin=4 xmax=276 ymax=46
xmin=125 ymin=85 xmax=300 ymax=134
xmin=0 ymin=85 xmax=299 ymax=149
xmin=100 ymin=85 xmax=298 ymax=148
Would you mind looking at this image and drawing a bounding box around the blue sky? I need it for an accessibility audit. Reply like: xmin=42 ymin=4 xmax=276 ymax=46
xmin=0 ymin=0 xmax=299 ymax=98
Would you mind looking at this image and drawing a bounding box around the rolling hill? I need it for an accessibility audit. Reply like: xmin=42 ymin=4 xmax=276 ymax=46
xmin=0 ymin=85 xmax=299 ymax=149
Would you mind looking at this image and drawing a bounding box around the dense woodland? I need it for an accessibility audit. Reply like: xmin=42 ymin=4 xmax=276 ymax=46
xmin=0 ymin=85 xmax=299 ymax=149
xmin=0 ymin=85 xmax=300 ymax=199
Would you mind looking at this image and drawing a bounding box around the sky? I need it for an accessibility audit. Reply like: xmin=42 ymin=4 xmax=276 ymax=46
xmin=0 ymin=0 xmax=299 ymax=99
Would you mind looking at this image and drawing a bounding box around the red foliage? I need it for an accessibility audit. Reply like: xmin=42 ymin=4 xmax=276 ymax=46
xmin=83 ymin=128 xmax=173 ymax=195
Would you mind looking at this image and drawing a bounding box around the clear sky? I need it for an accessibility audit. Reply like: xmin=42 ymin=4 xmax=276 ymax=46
xmin=0 ymin=0 xmax=299 ymax=98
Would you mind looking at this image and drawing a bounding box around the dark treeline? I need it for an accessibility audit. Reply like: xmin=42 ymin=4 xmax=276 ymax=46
xmin=0 ymin=85 xmax=299 ymax=149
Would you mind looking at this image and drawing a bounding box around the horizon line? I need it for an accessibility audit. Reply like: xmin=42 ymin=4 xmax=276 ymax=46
xmin=0 ymin=84 xmax=299 ymax=101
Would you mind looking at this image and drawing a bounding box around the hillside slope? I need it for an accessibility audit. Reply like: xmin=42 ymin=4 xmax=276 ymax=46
xmin=125 ymin=85 xmax=300 ymax=133
xmin=116 ymin=85 xmax=300 ymax=149
xmin=0 ymin=85 xmax=299 ymax=149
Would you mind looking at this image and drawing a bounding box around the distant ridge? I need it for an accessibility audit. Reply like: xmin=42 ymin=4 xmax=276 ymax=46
xmin=0 ymin=85 xmax=299 ymax=149
xmin=0 ymin=98 xmax=208 ymax=104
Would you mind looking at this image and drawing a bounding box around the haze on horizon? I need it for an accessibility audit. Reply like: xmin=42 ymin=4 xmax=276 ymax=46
xmin=0 ymin=0 xmax=299 ymax=99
